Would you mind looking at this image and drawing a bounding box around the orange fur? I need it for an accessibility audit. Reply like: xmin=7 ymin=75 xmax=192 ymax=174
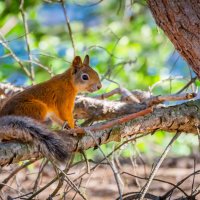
xmin=0 ymin=55 xmax=101 ymax=130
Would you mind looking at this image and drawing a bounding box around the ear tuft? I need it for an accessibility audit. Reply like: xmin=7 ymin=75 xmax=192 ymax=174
xmin=72 ymin=56 xmax=82 ymax=68
xmin=83 ymin=55 xmax=90 ymax=66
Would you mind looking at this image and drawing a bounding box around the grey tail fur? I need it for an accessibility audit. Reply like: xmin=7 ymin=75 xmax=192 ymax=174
xmin=0 ymin=116 xmax=70 ymax=163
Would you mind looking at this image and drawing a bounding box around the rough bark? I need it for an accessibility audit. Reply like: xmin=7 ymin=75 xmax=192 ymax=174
xmin=74 ymin=96 xmax=146 ymax=120
xmin=147 ymin=0 xmax=200 ymax=78
xmin=1 ymin=98 xmax=200 ymax=166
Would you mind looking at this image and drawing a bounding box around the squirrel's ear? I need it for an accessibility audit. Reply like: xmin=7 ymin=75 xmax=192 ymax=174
xmin=72 ymin=56 xmax=82 ymax=68
xmin=83 ymin=55 xmax=90 ymax=66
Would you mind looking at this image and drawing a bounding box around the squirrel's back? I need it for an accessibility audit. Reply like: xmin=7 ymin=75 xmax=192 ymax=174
xmin=0 ymin=73 xmax=71 ymax=119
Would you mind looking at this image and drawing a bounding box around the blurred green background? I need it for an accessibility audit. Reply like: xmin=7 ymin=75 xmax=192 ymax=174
xmin=0 ymin=0 xmax=198 ymax=162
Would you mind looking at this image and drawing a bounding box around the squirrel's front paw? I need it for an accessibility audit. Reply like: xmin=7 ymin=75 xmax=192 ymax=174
xmin=62 ymin=122 xmax=71 ymax=130
xmin=62 ymin=122 xmax=84 ymax=137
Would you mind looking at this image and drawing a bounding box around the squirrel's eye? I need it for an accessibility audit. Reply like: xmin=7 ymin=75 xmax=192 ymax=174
xmin=81 ymin=74 xmax=89 ymax=81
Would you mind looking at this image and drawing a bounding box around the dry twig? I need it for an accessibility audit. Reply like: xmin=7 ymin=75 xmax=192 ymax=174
xmin=60 ymin=0 xmax=76 ymax=56
xmin=0 ymin=32 xmax=31 ymax=79
xmin=85 ymin=129 xmax=123 ymax=200
xmin=32 ymin=159 xmax=48 ymax=192
xmin=0 ymin=160 xmax=36 ymax=190
xmin=19 ymin=0 xmax=34 ymax=82
xmin=138 ymin=132 xmax=181 ymax=200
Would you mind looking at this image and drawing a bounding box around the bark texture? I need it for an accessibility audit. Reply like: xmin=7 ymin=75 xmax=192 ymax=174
xmin=74 ymin=96 xmax=146 ymax=120
xmin=147 ymin=0 xmax=200 ymax=78
xmin=1 ymin=98 xmax=200 ymax=166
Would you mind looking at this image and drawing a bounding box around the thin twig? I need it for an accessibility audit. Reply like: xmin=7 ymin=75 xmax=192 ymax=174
xmin=191 ymin=158 xmax=196 ymax=195
xmin=85 ymin=129 xmax=123 ymax=200
xmin=95 ymin=87 xmax=140 ymax=103
xmin=0 ymin=183 xmax=24 ymax=195
xmin=143 ymin=92 xmax=196 ymax=106
xmin=32 ymin=51 xmax=71 ymax=63
xmin=0 ymin=33 xmax=31 ymax=44
xmin=64 ymin=134 xmax=150 ymax=196
xmin=0 ymin=160 xmax=36 ymax=190
xmin=49 ymin=156 xmax=75 ymax=198
xmin=71 ymin=178 xmax=83 ymax=200
xmin=20 ymin=0 xmax=35 ymax=82
xmin=0 ymin=53 xmax=12 ymax=59
xmin=176 ymin=77 xmax=197 ymax=94
xmin=95 ymin=88 xmax=196 ymax=106
xmin=139 ymin=132 xmax=181 ymax=200
xmin=129 ymin=150 xmax=141 ymax=189
xmin=111 ymin=159 xmax=124 ymax=194
xmin=26 ymin=176 xmax=60 ymax=200
xmin=48 ymin=169 xmax=65 ymax=199
xmin=0 ymin=32 xmax=31 ymax=79
xmin=116 ymin=191 xmax=159 ymax=200
xmin=60 ymin=0 xmax=76 ymax=56
xmin=102 ymin=33 xmax=122 ymax=80
xmin=61 ymin=170 xmax=87 ymax=200
xmin=12 ymin=192 xmax=33 ymax=199
xmin=150 ymin=76 xmax=188 ymax=92
xmin=122 ymin=172 xmax=189 ymax=197
xmin=32 ymin=159 xmax=48 ymax=192
xmin=162 ymin=170 xmax=200 ymax=199
xmin=95 ymin=88 xmax=121 ymax=99
xmin=24 ymin=59 xmax=54 ymax=76
xmin=81 ymin=150 xmax=90 ymax=174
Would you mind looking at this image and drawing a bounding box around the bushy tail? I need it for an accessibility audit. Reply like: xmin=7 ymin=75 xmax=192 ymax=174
xmin=0 ymin=116 xmax=70 ymax=163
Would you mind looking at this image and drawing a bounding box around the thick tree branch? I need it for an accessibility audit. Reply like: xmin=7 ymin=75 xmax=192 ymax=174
xmin=0 ymin=98 xmax=200 ymax=166
xmin=74 ymin=96 xmax=147 ymax=120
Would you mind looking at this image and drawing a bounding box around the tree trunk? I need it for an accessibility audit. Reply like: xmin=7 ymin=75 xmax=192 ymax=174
xmin=147 ymin=0 xmax=200 ymax=78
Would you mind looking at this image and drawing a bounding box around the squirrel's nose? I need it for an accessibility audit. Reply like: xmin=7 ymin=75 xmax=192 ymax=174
xmin=97 ymin=83 xmax=102 ymax=90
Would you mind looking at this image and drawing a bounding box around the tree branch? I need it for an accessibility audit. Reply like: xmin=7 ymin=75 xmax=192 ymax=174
xmin=0 ymin=98 xmax=200 ymax=166
xmin=20 ymin=0 xmax=35 ymax=82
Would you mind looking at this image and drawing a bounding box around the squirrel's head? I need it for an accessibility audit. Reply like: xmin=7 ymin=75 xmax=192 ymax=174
xmin=70 ymin=55 xmax=102 ymax=93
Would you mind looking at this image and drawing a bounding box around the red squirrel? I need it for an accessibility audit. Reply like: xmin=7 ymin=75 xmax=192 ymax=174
xmin=0 ymin=55 xmax=101 ymax=129
xmin=0 ymin=55 xmax=101 ymax=163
